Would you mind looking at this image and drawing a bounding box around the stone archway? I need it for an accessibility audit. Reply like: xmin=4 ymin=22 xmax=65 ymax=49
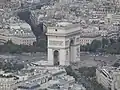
xmin=53 ymin=50 xmax=59 ymax=66
xmin=69 ymin=39 xmax=74 ymax=63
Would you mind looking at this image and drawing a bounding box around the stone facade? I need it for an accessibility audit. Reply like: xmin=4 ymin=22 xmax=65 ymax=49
xmin=46 ymin=22 xmax=81 ymax=66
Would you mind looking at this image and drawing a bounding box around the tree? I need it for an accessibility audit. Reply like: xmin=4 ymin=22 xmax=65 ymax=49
xmin=113 ymin=63 xmax=120 ymax=67
xmin=86 ymin=43 xmax=91 ymax=51
xmin=65 ymin=66 xmax=78 ymax=80
xmin=109 ymin=38 xmax=116 ymax=45
xmin=106 ymin=42 xmax=120 ymax=54
xmin=91 ymin=78 xmax=106 ymax=90
xmin=90 ymin=40 xmax=101 ymax=52
xmin=80 ymin=43 xmax=91 ymax=52
xmin=102 ymin=38 xmax=109 ymax=48
xmin=80 ymin=45 xmax=87 ymax=51
xmin=78 ymin=67 xmax=96 ymax=77
xmin=9 ymin=45 xmax=19 ymax=54
xmin=37 ymin=39 xmax=47 ymax=52
xmin=117 ymin=37 xmax=120 ymax=42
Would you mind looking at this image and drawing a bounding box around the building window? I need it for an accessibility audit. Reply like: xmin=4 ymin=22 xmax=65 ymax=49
xmin=55 ymin=29 xmax=57 ymax=31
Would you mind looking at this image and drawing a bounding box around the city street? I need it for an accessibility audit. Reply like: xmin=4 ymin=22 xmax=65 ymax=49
xmin=0 ymin=52 xmax=119 ymax=68
xmin=78 ymin=53 xmax=118 ymax=67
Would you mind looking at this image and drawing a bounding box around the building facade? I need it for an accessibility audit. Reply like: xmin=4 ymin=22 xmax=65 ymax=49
xmin=0 ymin=73 xmax=18 ymax=90
xmin=0 ymin=34 xmax=36 ymax=45
xmin=96 ymin=66 xmax=120 ymax=90
xmin=80 ymin=35 xmax=102 ymax=45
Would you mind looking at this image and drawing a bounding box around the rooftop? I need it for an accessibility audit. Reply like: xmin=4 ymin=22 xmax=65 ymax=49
xmin=80 ymin=33 xmax=101 ymax=38
xmin=18 ymin=82 xmax=40 ymax=89
xmin=47 ymin=21 xmax=81 ymax=30
xmin=56 ymin=22 xmax=73 ymax=27
xmin=97 ymin=66 xmax=120 ymax=78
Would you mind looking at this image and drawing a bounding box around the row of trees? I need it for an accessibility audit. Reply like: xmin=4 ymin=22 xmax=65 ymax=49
xmin=65 ymin=66 xmax=106 ymax=90
xmin=80 ymin=37 xmax=120 ymax=54
xmin=3 ymin=37 xmax=120 ymax=54
xmin=0 ymin=40 xmax=47 ymax=54
xmin=0 ymin=61 xmax=24 ymax=72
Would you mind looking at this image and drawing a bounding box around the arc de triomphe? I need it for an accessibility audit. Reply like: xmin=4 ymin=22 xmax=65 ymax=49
xmin=46 ymin=22 xmax=81 ymax=66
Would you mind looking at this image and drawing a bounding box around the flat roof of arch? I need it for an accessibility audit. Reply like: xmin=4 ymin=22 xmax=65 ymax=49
xmin=48 ymin=23 xmax=80 ymax=30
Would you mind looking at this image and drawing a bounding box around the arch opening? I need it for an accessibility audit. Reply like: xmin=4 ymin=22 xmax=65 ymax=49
xmin=53 ymin=50 xmax=59 ymax=66
xmin=69 ymin=39 xmax=74 ymax=64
